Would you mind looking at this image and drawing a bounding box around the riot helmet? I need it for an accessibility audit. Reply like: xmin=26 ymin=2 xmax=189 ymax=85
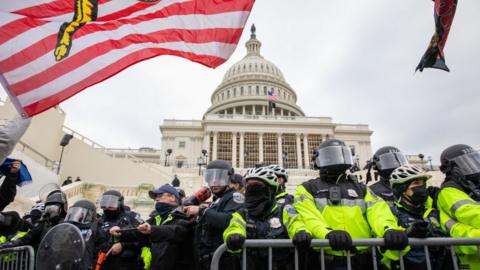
xmin=204 ymin=160 xmax=233 ymax=188
xmin=100 ymin=190 xmax=124 ymax=219
xmin=373 ymin=146 xmax=408 ymax=179
xmin=65 ymin=200 xmax=97 ymax=228
xmin=44 ymin=191 xmax=68 ymax=220
xmin=314 ymin=139 xmax=353 ymax=175
xmin=440 ymin=144 xmax=480 ymax=178
xmin=99 ymin=190 xmax=124 ymax=210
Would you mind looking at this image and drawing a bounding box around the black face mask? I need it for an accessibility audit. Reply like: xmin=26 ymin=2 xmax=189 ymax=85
xmin=321 ymin=165 xmax=350 ymax=180
xmin=245 ymin=185 xmax=271 ymax=217
xmin=407 ymin=186 xmax=428 ymax=205
xmin=155 ymin=202 xmax=176 ymax=219
xmin=212 ymin=186 xmax=228 ymax=198
xmin=103 ymin=210 xmax=120 ymax=220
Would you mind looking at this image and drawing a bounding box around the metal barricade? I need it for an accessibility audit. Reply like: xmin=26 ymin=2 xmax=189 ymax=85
xmin=210 ymin=238 xmax=480 ymax=270
xmin=0 ymin=246 xmax=34 ymax=270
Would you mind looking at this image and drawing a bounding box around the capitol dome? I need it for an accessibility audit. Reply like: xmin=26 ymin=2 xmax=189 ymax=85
xmin=205 ymin=25 xmax=305 ymax=117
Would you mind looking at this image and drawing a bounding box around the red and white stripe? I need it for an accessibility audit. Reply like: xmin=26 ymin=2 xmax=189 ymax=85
xmin=0 ymin=0 xmax=255 ymax=117
xmin=268 ymin=92 xmax=279 ymax=102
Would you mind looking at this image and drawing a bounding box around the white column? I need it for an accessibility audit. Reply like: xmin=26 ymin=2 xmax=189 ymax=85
xmin=239 ymin=132 xmax=245 ymax=168
xmin=231 ymin=132 xmax=237 ymax=167
xmin=303 ymin=134 xmax=310 ymax=169
xmin=259 ymin=133 xmax=264 ymax=163
xmin=262 ymin=106 xmax=266 ymax=115
xmin=212 ymin=132 xmax=218 ymax=160
xmin=277 ymin=133 xmax=283 ymax=166
xmin=296 ymin=133 xmax=302 ymax=169
xmin=242 ymin=106 xmax=246 ymax=115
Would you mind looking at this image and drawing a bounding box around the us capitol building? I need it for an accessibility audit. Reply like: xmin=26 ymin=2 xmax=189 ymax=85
xmin=160 ymin=26 xmax=373 ymax=171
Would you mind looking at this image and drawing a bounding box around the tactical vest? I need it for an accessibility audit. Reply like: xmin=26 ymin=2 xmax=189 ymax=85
xmin=302 ymin=175 xmax=367 ymax=214
xmin=239 ymin=206 xmax=291 ymax=269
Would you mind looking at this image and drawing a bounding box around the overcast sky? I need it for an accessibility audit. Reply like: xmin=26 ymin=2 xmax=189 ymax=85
xmin=1 ymin=0 xmax=479 ymax=164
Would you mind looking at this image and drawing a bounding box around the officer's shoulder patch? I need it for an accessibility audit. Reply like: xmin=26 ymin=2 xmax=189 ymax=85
xmin=347 ymin=189 xmax=359 ymax=198
xmin=284 ymin=204 xmax=297 ymax=215
xmin=232 ymin=192 xmax=245 ymax=204
xmin=269 ymin=217 xmax=282 ymax=229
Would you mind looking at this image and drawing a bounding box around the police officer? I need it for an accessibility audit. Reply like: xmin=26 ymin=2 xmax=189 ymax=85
xmin=293 ymin=139 xmax=408 ymax=270
xmin=223 ymin=167 xmax=311 ymax=270
xmin=368 ymin=146 xmax=409 ymax=203
xmin=65 ymin=199 xmax=98 ymax=269
xmin=0 ymin=190 xmax=68 ymax=250
xmin=184 ymin=160 xmax=244 ymax=270
xmin=95 ymin=190 xmax=143 ymax=270
xmin=389 ymin=165 xmax=452 ymax=270
xmin=267 ymin=164 xmax=294 ymax=208
xmin=437 ymin=144 xmax=480 ymax=270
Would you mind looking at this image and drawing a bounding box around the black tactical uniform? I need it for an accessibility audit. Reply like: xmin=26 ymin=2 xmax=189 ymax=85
xmin=195 ymin=188 xmax=244 ymax=269
xmin=95 ymin=190 xmax=144 ymax=270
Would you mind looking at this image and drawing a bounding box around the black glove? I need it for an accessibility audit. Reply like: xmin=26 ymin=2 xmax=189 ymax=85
xmin=326 ymin=230 xmax=352 ymax=251
xmin=292 ymin=231 xmax=312 ymax=250
xmin=226 ymin=234 xmax=245 ymax=250
xmin=384 ymin=229 xmax=408 ymax=250
xmin=406 ymin=221 xmax=429 ymax=238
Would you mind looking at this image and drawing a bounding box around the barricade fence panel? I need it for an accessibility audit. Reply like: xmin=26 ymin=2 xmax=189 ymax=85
xmin=0 ymin=246 xmax=34 ymax=270
xmin=211 ymin=238 xmax=480 ymax=270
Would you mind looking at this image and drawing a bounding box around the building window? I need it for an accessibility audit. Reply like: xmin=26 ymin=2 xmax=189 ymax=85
xmin=249 ymin=86 xmax=252 ymax=95
xmin=263 ymin=133 xmax=278 ymax=165
xmin=256 ymin=87 xmax=259 ymax=95
xmin=227 ymin=91 xmax=230 ymax=99
xmin=307 ymin=134 xmax=323 ymax=168
xmin=179 ymin=141 xmax=186 ymax=148
xmin=222 ymin=92 xmax=224 ymax=100
xmin=241 ymin=87 xmax=244 ymax=95
xmin=282 ymin=134 xmax=298 ymax=169
xmin=236 ymin=133 xmax=240 ymax=167
xmin=217 ymin=132 xmax=232 ymax=162
xmin=244 ymin=133 xmax=259 ymax=168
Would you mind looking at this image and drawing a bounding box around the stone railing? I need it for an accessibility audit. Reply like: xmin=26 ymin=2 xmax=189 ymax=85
xmin=62 ymin=126 xmax=172 ymax=180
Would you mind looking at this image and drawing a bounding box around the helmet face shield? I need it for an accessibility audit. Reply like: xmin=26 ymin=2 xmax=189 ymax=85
xmin=65 ymin=206 xmax=95 ymax=225
xmin=376 ymin=152 xmax=408 ymax=171
xmin=204 ymin=169 xmax=230 ymax=187
xmin=45 ymin=204 xmax=61 ymax=218
xmin=452 ymin=150 xmax=480 ymax=176
xmin=315 ymin=146 xmax=353 ymax=168
xmin=99 ymin=194 xmax=121 ymax=209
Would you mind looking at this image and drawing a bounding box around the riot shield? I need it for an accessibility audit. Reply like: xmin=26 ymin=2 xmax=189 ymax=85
xmin=36 ymin=223 xmax=85 ymax=270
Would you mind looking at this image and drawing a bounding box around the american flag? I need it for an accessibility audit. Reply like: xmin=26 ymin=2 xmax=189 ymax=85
xmin=0 ymin=0 xmax=255 ymax=117
xmin=267 ymin=89 xmax=278 ymax=102
xmin=267 ymin=89 xmax=278 ymax=111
